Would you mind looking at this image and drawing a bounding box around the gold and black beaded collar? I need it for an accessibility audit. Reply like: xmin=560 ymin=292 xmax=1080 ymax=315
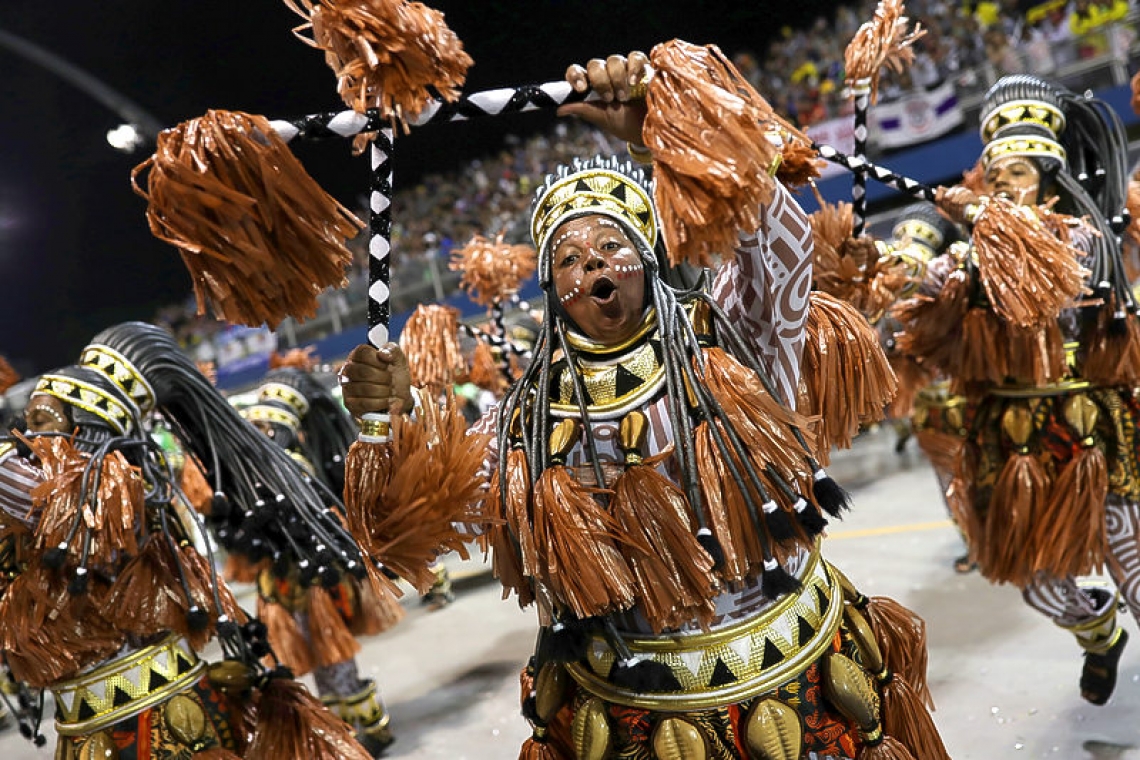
xmin=549 ymin=308 xmax=667 ymax=420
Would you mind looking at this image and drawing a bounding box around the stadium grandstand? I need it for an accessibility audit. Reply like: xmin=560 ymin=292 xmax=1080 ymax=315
xmin=150 ymin=0 xmax=1140 ymax=393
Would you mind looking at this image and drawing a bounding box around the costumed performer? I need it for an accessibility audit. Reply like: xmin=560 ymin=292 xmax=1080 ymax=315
xmin=240 ymin=364 xmax=403 ymax=756
xmin=0 ymin=321 xmax=375 ymax=758
xmin=895 ymin=73 xmax=1140 ymax=705
xmin=341 ymin=50 xmax=950 ymax=760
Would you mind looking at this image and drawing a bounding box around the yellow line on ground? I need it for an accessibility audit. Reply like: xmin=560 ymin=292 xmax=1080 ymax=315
xmin=825 ymin=519 xmax=954 ymax=541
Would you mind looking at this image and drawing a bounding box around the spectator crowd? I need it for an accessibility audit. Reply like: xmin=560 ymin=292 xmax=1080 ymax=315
xmin=156 ymin=0 xmax=1138 ymax=365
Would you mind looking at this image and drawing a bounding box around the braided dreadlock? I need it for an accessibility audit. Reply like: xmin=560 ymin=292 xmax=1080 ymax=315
xmin=82 ymin=322 xmax=364 ymax=589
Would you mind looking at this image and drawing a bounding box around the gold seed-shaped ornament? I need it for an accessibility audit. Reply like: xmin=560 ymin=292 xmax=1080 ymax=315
xmin=163 ymin=693 xmax=209 ymax=749
xmin=571 ymin=697 xmax=613 ymax=760
xmin=744 ymin=698 xmax=805 ymax=760
xmin=651 ymin=716 xmax=709 ymax=760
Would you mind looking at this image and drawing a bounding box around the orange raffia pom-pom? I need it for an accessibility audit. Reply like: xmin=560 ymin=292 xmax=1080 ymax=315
xmin=283 ymin=0 xmax=472 ymax=128
xmin=349 ymin=569 xmax=406 ymax=635
xmin=246 ymin=674 xmax=372 ymax=760
xmin=481 ymin=445 xmax=537 ymax=606
xmin=0 ymin=354 xmax=19 ymax=394
xmin=1030 ymin=442 xmax=1109 ymax=579
xmin=891 ymin=264 xmax=971 ymax=373
xmin=132 ymin=110 xmax=362 ymax=329
xmin=808 ymin=197 xmax=911 ymax=320
xmin=450 ymin=233 xmax=537 ymax=308
xmin=180 ymin=455 xmax=214 ymax=514
xmin=643 ymin=40 xmax=807 ymax=269
xmin=980 ymin=450 xmax=1049 ymax=586
xmin=399 ymin=304 xmax=467 ymax=393
xmin=531 ymin=464 xmax=636 ymax=620
xmin=971 ymin=199 xmax=1087 ymax=328
xmin=258 ymin=596 xmax=315 ymax=676
xmin=610 ymin=450 xmax=718 ymax=633
xmin=0 ymin=562 xmax=125 ymax=687
xmin=885 ymin=353 xmax=933 ymax=420
xmin=307 ymin=586 xmax=362 ymax=667
xmin=101 ymin=536 xmax=222 ymax=650
xmin=800 ymin=292 xmax=899 ymax=453
xmin=776 ymin=138 xmax=825 ymax=189
xmin=844 ymin=0 xmax=926 ymax=102
xmin=269 ymin=346 xmax=320 ymax=371
xmin=343 ymin=391 xmax=491 ymax=593
xmin=27 ymin=435 xmax=145 ymax=573
xmin=862 ymin=594 xmax=935 ymax=710
xmin=467 ymin=335 xmax=509 ymax=395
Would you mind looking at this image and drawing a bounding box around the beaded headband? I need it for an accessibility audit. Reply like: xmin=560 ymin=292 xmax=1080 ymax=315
xmin=981 ymin=133 xmax=1067 ymax=171
xmin=980 ymin=99 xmax=1066 ymax=145
xmin=891 ymin=219 xmax=944 ymax=254
xmin=258 ymin=381 xmax=311 ymax=418
xmin=33 ymin=373 xmax=136 ymax=435
xmin=241 ymin=403 xmax=302 ymax=431
xmin=79 ymin=343 xmax=158 ymax=416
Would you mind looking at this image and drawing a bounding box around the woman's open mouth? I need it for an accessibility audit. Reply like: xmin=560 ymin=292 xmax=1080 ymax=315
xmin=590 ymin=277 xmax=617 ymax=304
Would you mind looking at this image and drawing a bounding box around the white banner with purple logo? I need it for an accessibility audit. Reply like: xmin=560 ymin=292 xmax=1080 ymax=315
xmin=868 ymin=81 xmax=963 ymax=150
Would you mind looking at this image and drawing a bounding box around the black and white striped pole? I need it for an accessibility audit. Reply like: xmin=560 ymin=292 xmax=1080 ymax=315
xmin=267 ymin=82 xmax=598 ymax=439
xmin=848 ymin=78 xmax=873 ymax=237
xmin=367 ymin=131 xmax=394 ymax=349
xmin=267 ymin=80 xmax=597 ymax=352
xmin=812 ymin=142 xmax=935 ymax=203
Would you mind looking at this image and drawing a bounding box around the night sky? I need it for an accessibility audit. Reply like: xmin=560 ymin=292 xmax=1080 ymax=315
xmin=0 ymin=0 xmax=833 ymax=375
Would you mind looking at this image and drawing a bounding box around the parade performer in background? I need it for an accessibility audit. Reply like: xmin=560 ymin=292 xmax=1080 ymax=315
xmin=342 ymin=49 xmax=950 ymax=760
xmin=807 ymin=196 xmax=974 ymax=572
xmin=879 ymin=204 xmax=975 ymax=573
xmin=895 ymin=73 xmax=1140 ymax=705
xmin=0 ymin=321 xmax=374 ymax=758
xmin=240 ymin=363 xmax=403 ymax=756
xmin=820 ymin=201 xmax=973 ymax=571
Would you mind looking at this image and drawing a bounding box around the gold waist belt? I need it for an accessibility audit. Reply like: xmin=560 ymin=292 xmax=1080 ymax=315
xmin=565 ymin=550 xmax=842 ymax=711
xmin=987 ymin=377 xmax=1091 ymax=398
xmin=53 ymin=635 xmax=204 ymax=736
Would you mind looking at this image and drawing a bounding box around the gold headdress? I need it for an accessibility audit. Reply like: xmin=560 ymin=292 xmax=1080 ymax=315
xmin=258 ymin=381 xmax=311 ymax=419
xmin=977 ymin=76 xmax=1067 ymax=169
xmin=33 ymin=371 xmax=138 ymax=435
xmin=79 ymin=344 xmax=158 ymax=417
xmin=241 ymin=403 xmax=302 ymax=432
xmin=531 ymin=157 xmax=657 ymax=278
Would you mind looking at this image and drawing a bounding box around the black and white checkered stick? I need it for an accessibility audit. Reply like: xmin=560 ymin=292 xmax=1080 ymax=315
xmin=267 ymin=83 xmax=597 ymax=439
xmin=812 ymin=142 xmax=936 ymax=203
xmin=267 ymin=81 xmax=597 ymax=353
xmin=848 ymin=78 xmax=873 ymax=237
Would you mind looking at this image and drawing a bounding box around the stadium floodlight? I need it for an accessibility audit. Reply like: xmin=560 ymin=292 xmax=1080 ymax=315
xmin=107 ymin=123 xmax=145 ymax=152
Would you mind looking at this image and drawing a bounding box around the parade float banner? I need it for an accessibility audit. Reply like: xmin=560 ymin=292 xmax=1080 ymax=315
xmin=868 ymin=81 xmax=963 ymax=150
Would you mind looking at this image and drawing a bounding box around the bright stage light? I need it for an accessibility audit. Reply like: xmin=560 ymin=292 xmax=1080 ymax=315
xmin=107 ymin=123 xmax=144 ymax=152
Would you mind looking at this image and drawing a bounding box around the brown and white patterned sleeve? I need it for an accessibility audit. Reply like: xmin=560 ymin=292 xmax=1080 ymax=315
xmin=710 ymin=182 xmax=814 ymax=406
xmin=469 ymin=403 xmax=502 ymax=492
xmin=0 ymin=442 xmax=42 ymax=530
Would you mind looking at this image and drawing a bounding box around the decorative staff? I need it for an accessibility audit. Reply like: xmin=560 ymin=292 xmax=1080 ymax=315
xmin=842 ymin=0 xmax=925 ymax=237
xmin=450 ymin=232 xmax=539 ymax=389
